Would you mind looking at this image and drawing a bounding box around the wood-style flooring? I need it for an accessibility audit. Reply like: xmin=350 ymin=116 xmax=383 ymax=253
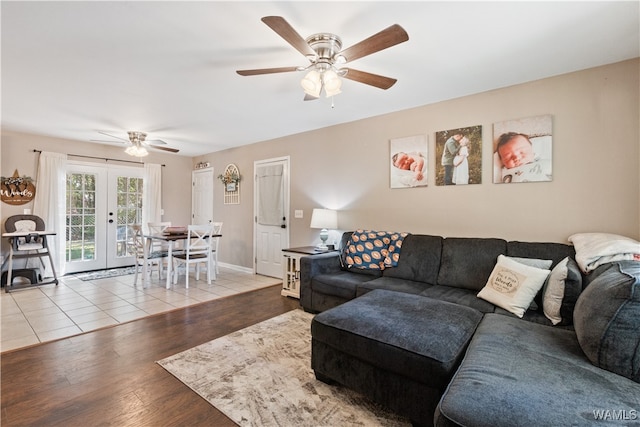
xmin=1 ymin=284 xmax=300 ymax=426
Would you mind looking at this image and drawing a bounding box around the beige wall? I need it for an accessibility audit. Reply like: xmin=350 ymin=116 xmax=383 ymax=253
xmin=198 ymin=59 xmax=639 ymax=269
xmin=2 ymin=59 xmax=638 ymax=271
xmin=0 ymin=132 xmax=193 ymax=253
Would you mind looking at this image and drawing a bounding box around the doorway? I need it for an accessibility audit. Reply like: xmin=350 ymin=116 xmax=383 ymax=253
xmin=254 ymin=156 xmax=290 ymax=278
xmin=64 ymin=162 xmax=142 ymax=273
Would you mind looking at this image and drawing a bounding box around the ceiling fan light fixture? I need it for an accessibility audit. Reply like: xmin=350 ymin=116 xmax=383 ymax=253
xmin=322 ymin=69 xmax=342 ymax=95
xmin=301 ymin=70 xmax=322 ymax=97
xmin=125 ymin=143 xmax=149 ymax=157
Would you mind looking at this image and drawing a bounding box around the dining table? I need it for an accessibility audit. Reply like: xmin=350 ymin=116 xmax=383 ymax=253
xmin=143 ymin=231 xmax=222 ymax=289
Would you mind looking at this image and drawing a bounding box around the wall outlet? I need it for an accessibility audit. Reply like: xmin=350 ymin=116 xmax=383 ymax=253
xmin=294 ymin=209 xmax=303 ymax=218
xmin=23 ymin=208 xmax=31 ymax=214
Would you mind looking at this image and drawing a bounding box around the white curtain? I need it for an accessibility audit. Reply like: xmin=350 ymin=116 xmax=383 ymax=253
xmin=142 ymin=163 xmax=162 ymax=234
xmin=257 ymin=164 xmax=284 ymax=226
xmin=32 ymin=151 xmax=67 ymax=277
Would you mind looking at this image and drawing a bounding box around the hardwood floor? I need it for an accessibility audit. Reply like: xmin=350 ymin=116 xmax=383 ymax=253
xmin=1 ymin=284 xmax=300 ymax=426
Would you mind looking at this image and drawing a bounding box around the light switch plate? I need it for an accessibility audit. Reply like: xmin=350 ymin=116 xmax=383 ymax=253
xmin=294 ymin=209 xmax=303 ymax=218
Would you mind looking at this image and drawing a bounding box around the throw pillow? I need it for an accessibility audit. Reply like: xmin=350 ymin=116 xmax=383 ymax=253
xmin=507 ymin=256 xmax=552 ymax=311
xmin=542 ymin=257 xmax=583 ymax=325
xmin=478 ymin=255 xmax=551 ymax=318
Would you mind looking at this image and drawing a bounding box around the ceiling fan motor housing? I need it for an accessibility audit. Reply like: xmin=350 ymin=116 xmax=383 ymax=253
xmin=306 ymin=33 xmax=343 ymax=67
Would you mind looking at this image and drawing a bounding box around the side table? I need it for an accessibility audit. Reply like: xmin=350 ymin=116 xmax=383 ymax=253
xmin=281 ymin=246 xmax=337 ymax=299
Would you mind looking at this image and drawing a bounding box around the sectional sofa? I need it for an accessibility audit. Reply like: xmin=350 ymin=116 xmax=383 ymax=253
xmin=301 ymin=230 xmax=640 ymax=426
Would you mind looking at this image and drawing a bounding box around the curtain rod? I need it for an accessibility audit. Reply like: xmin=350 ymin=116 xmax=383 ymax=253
xmin=33 ymin=150 xmax=165 ymax=166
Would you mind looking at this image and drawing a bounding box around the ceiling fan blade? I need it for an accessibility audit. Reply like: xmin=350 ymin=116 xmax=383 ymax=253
xmin=149 ymin=145 xmax=179 ymax=153
xmin=338 ymin=24 xmax=409 ymax=63
xmin=97 ymin=131 xmax=129 ymax=142
xmin=341 ymin=68 xmax=397 ymax=90
xmin=303 ymin=93 xmax=319 ymax=101
xmin=146 ymin=139 xmax=167 ymax=145
xmin=237 ymin=66 xmax=299 ymax=76
xmin=90 ymin=139 xmax=126 ymax=144
xmin=261 ymin=16 xmax=316 ymax=58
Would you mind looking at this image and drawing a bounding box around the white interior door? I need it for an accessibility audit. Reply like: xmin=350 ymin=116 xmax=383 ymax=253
xmin=65 ymin=162 xmax=142 ymax=273
xmin=192 ymin=168 xmax=214 ymax=225
xmin=254 ymin=157 xmax=290 ymax=278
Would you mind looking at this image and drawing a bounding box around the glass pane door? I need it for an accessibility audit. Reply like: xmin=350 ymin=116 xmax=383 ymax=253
xmin=64 ymin=163 xmax=142 ymax=274
xmin=107 ymin=174 xmax=143 ymax=267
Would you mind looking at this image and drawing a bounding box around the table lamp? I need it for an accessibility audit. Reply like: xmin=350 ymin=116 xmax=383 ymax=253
xmin=310 ymin=208 xmax=338 ymax=251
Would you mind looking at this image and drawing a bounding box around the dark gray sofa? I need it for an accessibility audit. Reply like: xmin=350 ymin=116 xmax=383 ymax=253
xmin=301 ymin=231 xmax=640 ymax=426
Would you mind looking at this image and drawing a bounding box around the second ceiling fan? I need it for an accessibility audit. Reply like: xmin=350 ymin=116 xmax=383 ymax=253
xmin=236 ymin=16 xmax=409 ymax=99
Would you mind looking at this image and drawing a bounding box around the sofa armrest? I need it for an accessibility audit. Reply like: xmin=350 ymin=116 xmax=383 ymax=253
xmin=300 ymin=252 xmax=343 ymax=310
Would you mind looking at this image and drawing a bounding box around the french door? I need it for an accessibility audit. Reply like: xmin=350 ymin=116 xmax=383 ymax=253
xmin=64 ymin=162 xmax=143 ymax=273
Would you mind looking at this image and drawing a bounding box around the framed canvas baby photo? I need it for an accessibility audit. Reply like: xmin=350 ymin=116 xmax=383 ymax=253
xmin=493 ymin=115 xmax=553 ymax=184
xmin=390 ymin=134 xmax=428 ymax=188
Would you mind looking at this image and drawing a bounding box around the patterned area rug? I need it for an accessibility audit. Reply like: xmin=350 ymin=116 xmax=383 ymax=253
xmin=157 ymin=309 xmax=411 ymax=427
xmin=73 ymin=266 xmax=137 ymax=281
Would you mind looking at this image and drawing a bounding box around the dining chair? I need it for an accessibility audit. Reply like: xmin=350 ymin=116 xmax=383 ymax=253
xmin=148 ymin=221 xmax=173 ymax=277
xmin=211 ymin=222 xmax=223 ymax=274
xmin=171 ymin=224 xmax=214 ymax=288
xmin=129 ymin=225 xmax=165 ymax=286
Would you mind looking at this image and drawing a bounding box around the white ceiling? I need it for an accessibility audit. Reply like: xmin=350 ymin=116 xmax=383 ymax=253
xmin=2 ymin=1 xmax=638 ymax=157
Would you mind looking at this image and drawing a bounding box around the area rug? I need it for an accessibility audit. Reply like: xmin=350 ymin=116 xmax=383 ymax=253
xmin=157 ymin=309 xmax=411 ymax=427
xmin=73 ymin=266 xmax=137 ymax=281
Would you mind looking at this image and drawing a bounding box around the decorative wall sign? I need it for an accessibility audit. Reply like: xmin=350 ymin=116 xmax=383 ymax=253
xmin=492 ymin=115 xmax=553 ymax=184
xmin=219 ymin=163 xmax=240 ymax=204
xmin=435 ymin=125 xmax=483 ymax=186
xmin=1 ymin=169 xmax=36 ymax=205
xmin=390 ymin=135 xmax=428 ymax=188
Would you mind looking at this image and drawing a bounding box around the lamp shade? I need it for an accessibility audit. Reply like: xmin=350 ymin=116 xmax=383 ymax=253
xmin=310 ymin=208 xmax=338 ymax=230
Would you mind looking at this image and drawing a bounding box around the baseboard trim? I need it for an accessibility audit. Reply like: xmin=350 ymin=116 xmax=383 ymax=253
xmin=218 ymin=262 xmax=253 ymax=274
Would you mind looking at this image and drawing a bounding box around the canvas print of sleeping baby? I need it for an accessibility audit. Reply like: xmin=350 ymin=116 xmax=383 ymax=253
xmin=493 ymin=114 xmax=553 ymax=184
xmin=390 ymin=134 xmax=428 ymax=188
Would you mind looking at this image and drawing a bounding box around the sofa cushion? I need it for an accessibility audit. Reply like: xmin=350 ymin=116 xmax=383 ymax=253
xmin=436 ymin=313 xmax=640 ymax=427
xmin=312 ymin=289 xmax=483 ymax=389
xmin=438 ymin=237 xmax=507 ymax=291
xmin=507 ymin=240 xmax=575 ymax=267
xmin=421 ymin=285 xmax=496 ymax=313
xmin=542 ymin=256 xmax=583 ymax=325
xmin=356 ymin=276 xmax=431 ymax=297
xmin=382 ymin=234 xmax=443 ymax=284
xmin=573 ymin=261 xmax=640 ymax=383
xmin=477 ymin=255 xmax=550 ymax=318
xmin=311 ymin=272 xmax=375 ymax=300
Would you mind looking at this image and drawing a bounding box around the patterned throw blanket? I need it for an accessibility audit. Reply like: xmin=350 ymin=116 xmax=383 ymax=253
xmin=343 ymin=230 xmax=409 ymax=270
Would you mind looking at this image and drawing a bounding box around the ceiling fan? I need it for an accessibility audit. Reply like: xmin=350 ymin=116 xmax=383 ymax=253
xmin=91 ymin=131 xmax=180 ymax=156
xmin=236 ymin=16 xmax=409 ymax=99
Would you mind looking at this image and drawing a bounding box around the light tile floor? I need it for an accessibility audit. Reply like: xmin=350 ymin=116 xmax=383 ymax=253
xmin=1 ymin=267 xmax=282 ymax=353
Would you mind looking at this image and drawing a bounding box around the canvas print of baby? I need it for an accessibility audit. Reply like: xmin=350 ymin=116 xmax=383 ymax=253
xmin=493 ymin=115 xmax=553 ymax=184
xmin=390 ymin=134 xmax=428 ymax=188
